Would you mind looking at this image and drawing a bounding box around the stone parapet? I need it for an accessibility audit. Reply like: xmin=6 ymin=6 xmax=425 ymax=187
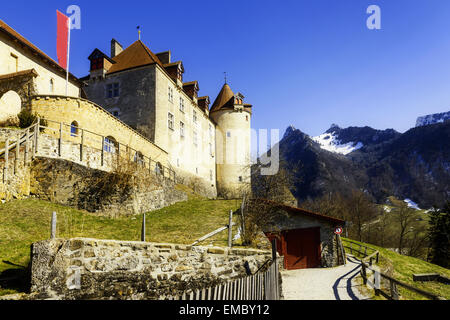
xmin=30 ymin=238 xmax=271 ymax=300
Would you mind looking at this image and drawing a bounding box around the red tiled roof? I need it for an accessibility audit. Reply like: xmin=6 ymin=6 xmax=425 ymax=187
xmin=107 ymin=40 xmax=164 ymax=75
xmin=0 ymin=19 xmax=80 ymax=85
xmin=250 ymin=199 xmax=345 ymax=225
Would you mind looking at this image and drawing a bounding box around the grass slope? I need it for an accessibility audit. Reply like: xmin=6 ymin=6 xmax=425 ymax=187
xmin=342 ymin=238 xmax=450 ymax=300
xmin=0 ymin=195 xmax=242 ymax=296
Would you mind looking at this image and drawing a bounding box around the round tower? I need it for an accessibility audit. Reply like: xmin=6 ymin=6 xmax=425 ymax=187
xmin=210 ymin=83 xmax=252 ymax=199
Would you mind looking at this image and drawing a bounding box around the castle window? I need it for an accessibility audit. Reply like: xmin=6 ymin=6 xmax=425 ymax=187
xmin=179 ymin=98 xmax=185 ymax=112
xmin=209 ymin=143 xmax=213 ymax=156
xmin=193 ymin=110 xmax=197 ymax=124
xmin=193 ymin=130 xmax=198 ymax=147
xmin=134 ymin=151 xmax=144 ymax=165
xmin=91 ymin=58 xmax=103 ymax=71
xmin=246 ymin=115 xmax=249 ymax=121
xmin=168 ymin=86 xmax=173 ymax=102
xmin=70 ymin=121 xmax=79 ymax=137
xmin=10 ymin=53 xmax=18 ymax=73
xmin=104 ymin=136 xmax=117 ymax=153
xmin=209 ymin=124 xmax=213 ymax=139
xmin=227 ymin=131 xmax=231 ymax=138
xmin=107 ymin=83 xmax=119 ymax=98
xmin=50 ymin=79 xmax=54 ymax=93
xmin=168 ymin=112 xmax=174 ymax=130
xmin=239 ymin=176 xmax=243 ymax=182
xmin=155 ymin=162 xmax=163 ymax=175
xmin=180 ymin=121 xmax=185 ymax=138
xmin=210 ymin=170 xmax=213 ymax=181
xmin=196 ymin=168 xmax=199 ymax=174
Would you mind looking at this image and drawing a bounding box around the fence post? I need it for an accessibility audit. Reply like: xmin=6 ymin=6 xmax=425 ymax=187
xmin=80 ymin=129 xmax=84 ymax=162
xmin=361 ymin=263 xmax=367 ymax=285
xmin=271 ymin=239 xmax=279 ymax=300
xmin=228 ymin=210 xmax=233 ymax=248
xmin=14 ymin=133 xmax=20 ymax=174
xmin=58 ymin=122 xmax=62 ymax=157
xmin=141 ymin=213 xmax=146 ymax=242
xmin=51 ymin=211 xmax=57 ymax=239
xmin=24 ymin=128 xmax=29 ymax=164
xmin=101 ymin=136 xmax=105 ymax=167
xmin=390 ymin=280 xmax=399 ymax=300
xmin=374 ymin=270 xmax=380 ymax=296
xmin=34 ymin=117 xmax=40 ymax=157
xmin=3 ymin=138 xmax=9 ymax=183
xmin=240 ymin=195 xmax=246 ymax=244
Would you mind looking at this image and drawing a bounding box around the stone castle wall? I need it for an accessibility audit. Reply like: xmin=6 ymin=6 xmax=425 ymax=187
xmin=30 ymin=238 xmax=272 ymax=300
xmin=0 ymin=128 xmax=187 ymax=215
xmin=30 ymin=95 xmax=170 ymax=168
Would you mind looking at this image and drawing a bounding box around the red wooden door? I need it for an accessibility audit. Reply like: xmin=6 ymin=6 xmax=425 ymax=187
xmin=283 ymin=227 xmax=321 ymax=270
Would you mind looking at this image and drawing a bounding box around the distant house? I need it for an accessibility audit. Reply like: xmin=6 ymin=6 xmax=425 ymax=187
xmin=250 ymin=200 xmax=346 ymax=270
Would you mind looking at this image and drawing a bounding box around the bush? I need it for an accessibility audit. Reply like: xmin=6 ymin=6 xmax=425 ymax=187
xmin=17 ymin=110 xmax=37 ymax=128
xmin=17 ymin=110 xmax=47 ymax=130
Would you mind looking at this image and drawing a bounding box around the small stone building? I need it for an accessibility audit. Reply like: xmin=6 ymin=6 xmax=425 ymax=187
xmin=253 ymin=200 xmax=346 ymax=270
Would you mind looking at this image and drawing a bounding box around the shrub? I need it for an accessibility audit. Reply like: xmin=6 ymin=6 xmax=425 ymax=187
xmin=17 ymin=110 xmax=47 ymax=130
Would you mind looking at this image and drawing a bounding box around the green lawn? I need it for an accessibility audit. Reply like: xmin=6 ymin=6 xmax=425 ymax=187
xmin=0 ymin=195 xmax=242 ymax=296
xmin=342 ymin=238 xmax=450 ymax=300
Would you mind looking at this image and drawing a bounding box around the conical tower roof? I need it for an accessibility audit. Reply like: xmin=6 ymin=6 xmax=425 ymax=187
xmin=210 ymin=83 xmax=235 ymax=113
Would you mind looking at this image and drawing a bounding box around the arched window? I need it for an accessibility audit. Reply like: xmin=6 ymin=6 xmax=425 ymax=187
xmin=70 ymin=121 xmax=79 ymax=137
xmin=49 ymin=79 xmax=54 ymax=93
xmin=104 ymin=136 xmax=117 ymax=153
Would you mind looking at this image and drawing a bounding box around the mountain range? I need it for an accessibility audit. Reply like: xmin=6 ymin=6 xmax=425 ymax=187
xmin=273 ymin=111 xmax=450 ymax=208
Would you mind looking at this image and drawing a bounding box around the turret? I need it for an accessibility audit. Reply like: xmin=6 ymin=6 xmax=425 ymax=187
xmin=210 ymin=83 xmax=252 ymax=199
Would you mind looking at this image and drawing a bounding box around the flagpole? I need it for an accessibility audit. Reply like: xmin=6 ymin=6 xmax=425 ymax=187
xmin=65 ymin=18 xmax=71 ymax=96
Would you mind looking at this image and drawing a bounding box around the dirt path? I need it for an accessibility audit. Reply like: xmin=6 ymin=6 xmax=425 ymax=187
xmin=281 ymin=256 xmax=371 ymax=300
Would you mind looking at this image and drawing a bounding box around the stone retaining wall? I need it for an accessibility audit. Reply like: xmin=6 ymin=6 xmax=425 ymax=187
xmin=30 ymin=157 xmax=187 ymax=216
xmin=30 ymin=238 xmax=272 ymax=300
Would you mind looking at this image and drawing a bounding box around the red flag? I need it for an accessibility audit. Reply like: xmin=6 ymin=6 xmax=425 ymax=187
xmin=56 ymin=10 xmax=69 ymax=69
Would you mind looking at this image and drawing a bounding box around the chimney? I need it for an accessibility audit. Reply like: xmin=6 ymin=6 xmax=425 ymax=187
xmin=156 ymin=51 xmax=171 ymax=64
xmin=111 ymin=39 xmax=123 ymax=58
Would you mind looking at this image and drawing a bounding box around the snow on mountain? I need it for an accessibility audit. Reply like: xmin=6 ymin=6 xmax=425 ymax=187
xmin=416 ymin=111 xmax=450 ymax=127
xmin=312 ymin=131 xmax=363 ymax=155
xmin=404 ymin=198 xmax=420 ymax=210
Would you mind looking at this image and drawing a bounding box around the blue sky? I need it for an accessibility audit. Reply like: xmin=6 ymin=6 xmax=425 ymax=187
xmin=2 ymin=0 xmax=450 ymax=137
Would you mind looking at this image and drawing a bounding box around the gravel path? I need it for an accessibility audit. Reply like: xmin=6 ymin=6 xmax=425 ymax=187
xmin=281 ymin=256 xmax=371 ymax=300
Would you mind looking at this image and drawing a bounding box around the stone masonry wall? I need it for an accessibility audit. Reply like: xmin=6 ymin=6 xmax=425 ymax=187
xmin=30 ymin=157 xmax=187 ymax=216
xmin=30 ymin=238 xmax=272 ymax=300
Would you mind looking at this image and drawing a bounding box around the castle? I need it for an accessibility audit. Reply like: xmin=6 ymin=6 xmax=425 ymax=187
xmin=0 ymin=19 xmax=252 ymax=199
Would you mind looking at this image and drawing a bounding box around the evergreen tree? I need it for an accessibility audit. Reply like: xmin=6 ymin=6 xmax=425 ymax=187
xmin=427 ymin=202 xmax=450 ymax=268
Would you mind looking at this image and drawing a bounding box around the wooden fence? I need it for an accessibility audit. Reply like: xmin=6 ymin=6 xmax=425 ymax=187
xmin=170 ymin=259 xmax=280 ymax=301
xmin=342 ymin=238 xmax=445 ymax=300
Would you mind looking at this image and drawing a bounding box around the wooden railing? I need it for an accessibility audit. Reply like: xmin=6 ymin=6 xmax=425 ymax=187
xmin=0 ymin=122 xmax=39 ymax=182
xmin=342 ymin=238 xmax=445 ymax=300
xmin=342 ymin=238 xmax=379 ymax=266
